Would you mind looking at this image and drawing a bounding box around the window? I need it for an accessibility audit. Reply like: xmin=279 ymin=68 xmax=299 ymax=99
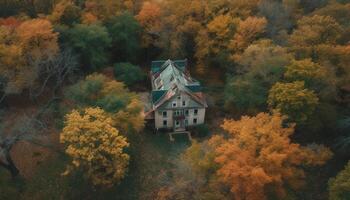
xmin=172 ymin=102 xmax=177 ymax=107
xmin=163 ymin=120 xmax=167 ymax=126
xmin=175 ymin=120 xmax=180 ymax=126
xmin=162 ymin=111 xmax=167 ymax=117
xmin=185 ymin=110 xmax=189 ymax=116
xmin=194 ymin=109 xmax=198 ymax=115
xmin=182 ymin=101 xmax=186 ymax=106
xmin=175 ymin=110 xmax=183 ymax=116
xmin=193 ymin=118 xmax=197 ymax=124
xmin=177 ymin=96 xmax=181 ymax=100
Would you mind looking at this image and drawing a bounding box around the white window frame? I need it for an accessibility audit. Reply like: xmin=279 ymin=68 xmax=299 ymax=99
xmin=162 ymin=111 xmax=167 ymax=118
xmin=172 ymin=101 xmax=177 ymax=107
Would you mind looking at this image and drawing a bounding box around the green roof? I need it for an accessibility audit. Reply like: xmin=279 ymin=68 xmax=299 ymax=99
xmin=152 ymin=90 xmax=167 ymax=103
xmin=151 ymin=59 xmax=187 ymax=73
xmin=151 ymin=59 xmax=206 ymax=107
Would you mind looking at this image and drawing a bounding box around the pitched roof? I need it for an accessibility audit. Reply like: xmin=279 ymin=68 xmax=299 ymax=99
xmin=151 ymin=59 xmax=187 ymax=73
xmin=151 ymin=59 xmax=207 ymax=109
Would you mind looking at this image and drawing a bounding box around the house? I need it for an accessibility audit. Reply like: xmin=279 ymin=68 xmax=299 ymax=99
xmin=148 ymin=59 xmax=207 ymax=132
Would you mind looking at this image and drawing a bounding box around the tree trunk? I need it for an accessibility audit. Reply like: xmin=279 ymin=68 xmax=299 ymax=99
xmin=0 ymin=152 xmax=19 ymax=178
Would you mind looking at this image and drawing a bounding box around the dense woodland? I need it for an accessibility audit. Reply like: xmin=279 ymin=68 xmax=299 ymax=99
xmin=0 ymin=0 xmax=350 ymax=199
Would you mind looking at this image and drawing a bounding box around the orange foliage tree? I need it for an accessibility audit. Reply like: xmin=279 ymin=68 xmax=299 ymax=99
xmin=136 ymin=1 xmax=161 ymax=48
xmin=229 ymin=16 xmax=267 ymax=61
xmin=211 ymin=112 xmax=332 ymax=200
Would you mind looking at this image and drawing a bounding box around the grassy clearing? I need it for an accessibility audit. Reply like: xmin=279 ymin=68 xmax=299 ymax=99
xmin=0 ymin=128 xmax=191 ymax=200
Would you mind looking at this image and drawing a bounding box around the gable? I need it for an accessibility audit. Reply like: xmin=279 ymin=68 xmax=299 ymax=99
xmin=157 ymin=92 xmax=204 ymax=110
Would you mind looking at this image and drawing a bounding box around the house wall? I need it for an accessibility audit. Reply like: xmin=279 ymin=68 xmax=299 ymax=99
xmin=154 ymin=93 xmax=206 ymax=129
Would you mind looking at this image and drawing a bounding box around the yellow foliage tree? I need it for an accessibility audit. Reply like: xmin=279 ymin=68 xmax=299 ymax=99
xmin=268 ymin=81 xmax=319 ymax=122
xmin=60 ymin=107 xmax=130 ymax=187
xmin=212 ymin=112 xmax=332 ymax=200
xmin=65 ymin=73 xmax=145 ymax=134
xmin=0 ymin=18 xmax=58 ymax=95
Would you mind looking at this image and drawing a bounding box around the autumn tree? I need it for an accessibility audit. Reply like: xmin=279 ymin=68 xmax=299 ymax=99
xmin=268 ymin=81 xmax=319 ymax=122
xmin=328 ymin=161 xmax=350 ymax=200
xmin=258 ymin=0 xmax=294 ymax=42
xmin=213 ymin=112 xmax=332 ymax=200
xmin=136 ymin=1 xmax=162 ymax=48
xmin=49 ymin=0 xmax=81 ymax=26
xmin=158 ymin=140 xmax=232 ymax=200
xmin=195 ymin=14 xmax=239 ymax=69
xmin=225 ymin=40 xmax=292 ymax=111
xmin=157 ymin=0 xmax=208 ymax=57
xmin=0 ymin=18 xmax=59 ymax=98
xmin=61 ymin=107 xmax=129 ymax=187
xmin=289 ymin=15 xmax=343 ymax=59
xmin=229 ymin=16 xmax=267 ymax=61
xmin=83 ymin=0 xmax=139 ymax=21
xmin=284 ymin=59 xmax=337 ymax=99
xmin=65 ymin=73 xmax=144 ymax=133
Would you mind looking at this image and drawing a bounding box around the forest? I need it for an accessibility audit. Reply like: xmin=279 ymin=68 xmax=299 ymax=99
xmin=0 ymin=0 xmax=350 ymax=199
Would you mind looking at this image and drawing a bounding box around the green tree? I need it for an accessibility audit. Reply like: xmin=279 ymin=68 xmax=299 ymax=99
xmin=114 ymin=62 xmax=145 ymax=86
xmin=62 ymin=23 xmax=111 ymax=70
xmin=65 ymin=73 xmax=144 ymax=133
xmin=328 ymin=161 xmax=350 ymax=200
xmin=268 ymin=81 xmax=319 ymax=122
xmin=61 ymin=107 xmax=129 ymax=187
xmin=106 ymin=12 xmax=141 ymax=62
xmin=225 ymin=76 xmax=266 ymax=112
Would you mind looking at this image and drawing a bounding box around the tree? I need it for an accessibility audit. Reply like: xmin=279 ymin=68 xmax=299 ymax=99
xmin=65 ymin=73 xmax=144 ymax=133
xmin=195 ymin=14 xmax=239 ymax=69
xmin=284 ymin=59 xmax=336 ymax=100
xmin=0 ymin=19 xmax=59 ymax=98
xmin=83 ymin=0 xmax=141 ymax=21
xmin=289 ymin=15 xmax=343 ymax=59
xmin=236 ymin=40 xmax=292 ymax=84
xmin=258 ymin=0 xmax=294 ymax=42
xmin=225 ymin=76 xmax=267 ymax=112
xmin=268 ymin=81 xmax=319 ymax=122
xmin=60 ymin=107 xmax=129 ymax=187
xmin=62 ymin=23 xmax=111 ymax=70
xmin=157 ymin=139 xmax=232 ymax=200
xmin=29 ymin=49 xmax=78 ymax=99
xmin=114 ymin=62 xmax=145 ymax=86
xmin=225 ymin=40 xmax=292 ymax=112
xmin=229 ymin=16 xmax=267 ymax=60
xmin=328 ymin=161 xmax=350 ymax=200
xmin=136 ymin=1 xmax=162 ymax=48
xmin=213 ymin=112 xmax=332 ymax=200
xmin=106 ymin=12 xmax=141 ymax=63
xmin=49 ymin=1 xmax=82 ymax=26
